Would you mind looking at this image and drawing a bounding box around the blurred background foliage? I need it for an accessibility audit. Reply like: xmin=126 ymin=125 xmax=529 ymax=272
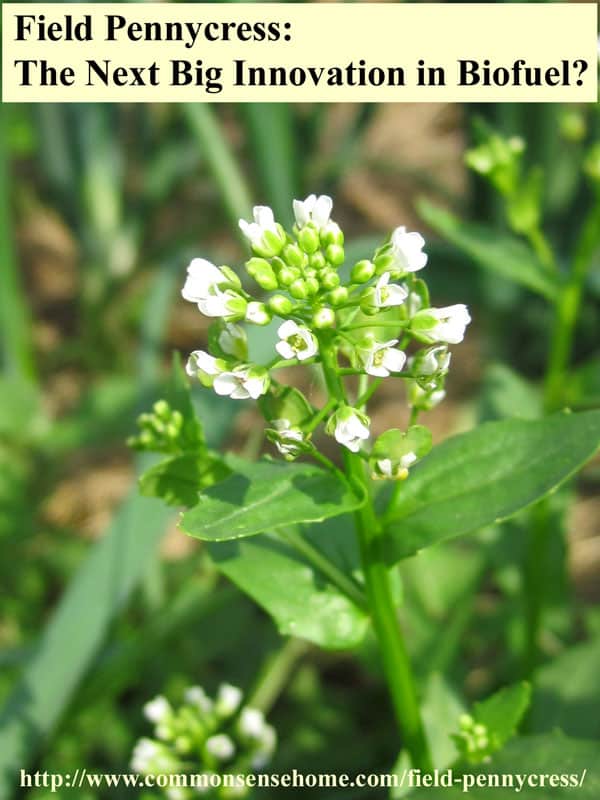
xmin=1 ymin=87 xmax=599 ymax=799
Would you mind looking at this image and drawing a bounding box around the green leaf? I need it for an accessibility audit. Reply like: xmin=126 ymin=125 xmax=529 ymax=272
xmin=383 ymin=410 xmax=600 ymax=563
xmin=472 ymin=682 xmax=531 ymax=750
xmin=208 ymin=525 xmax=368 ymax=650
xmin=418 ymin=199 xmax=560 ymax=300
xmin=181 ymin=458 xmax=362 ymax=541
xmin=407 ymin=732 xmax=600 ymax=799
xmin=139 ymin=452 xmax=230 ymax=507
xmin=529 ymin=635 xmax=600 ymax=739
xmin=478 ymin=363 xmax=542 ymax=422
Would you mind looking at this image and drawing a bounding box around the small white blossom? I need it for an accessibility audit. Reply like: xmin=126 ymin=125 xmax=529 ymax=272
xmin=239 ymin=206 xmax=285 ymax=257
xmin=213 ymin=366 xmax=269 ymax=401
xmin=327 ymin=406 xmax=370 ymax=453
xmin=413 ymin=304 xmax=471 ymax=344
xmin=239 ymin=707 xmax=267 ymax=739
xmin=205 ymin=734 xmax=235 ymax=761
xmin=182 ymin=259 xmax=228 ymax=304
xmin=389 ymin=226 xmax=428 ymax=272
xmin=410 ymin=345 xmax=451 ymax=377
xmin=218 ymin=323 xmax=247 ymax=360
xmin=184 ymin=686 xmax=213 ymax=714
xmin=245 ymin=301 xmax=271 ymax=326
xmin=251 ymin=725 xmax=277 ymax=770
xmin=374 ymin=273 xmax=408 ymax=308
xmin=131 ymin=738 xmax=178 ymax=774
xmin=143 ymin=696 xmax=172 ymax=725
xmin=186 ymin=350 xmax=226 ymax=381
xmin=408 ymin=381 xmax=446 ymax=411
xmin=293 ymin=194 xmax=333 ymax=228
xmin=215 ymin=683 xmax=243 ymax=716
xmin=276 ymin=320 xmax=318 ymax=361
xmin=271 ymin=419 xmax=307 ymax=459
xmin=359 ymin=339 xmax=406 ymax=377
xmin=198 ymin=286 xmax=246 ymax=320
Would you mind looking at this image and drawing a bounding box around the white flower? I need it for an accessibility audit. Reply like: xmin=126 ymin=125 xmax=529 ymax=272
xmin=408 ymin=380 xmax=446 ymax=411
xmin=271 ymin=419 xmax=307 ymax=459
xmin=374 ymin=451 xmax=417 ymax=481
xmin=239 ymin=205 xmax=285 ymax=257
xmin=217 ymin=323 xmax=247 ymax=360
xmin=413 ymin=304 xmax=471 ymax=344
xmin=326 ymin=406 xmax=370 ymax=453
xmin=184 ymin=686 xmax=213 ymax=714
xmin=215 ymin=683 xmax=243 ymax=716
xmin=143 ymin=696 xmax=172 ymax=725
xmin=131 ymin=738 xmax=178 ymax=774
xmin=213 ymin=366 xmax=269 ymax=400
xmin=239 ymin=707 xmax=266 ymax=739
xmin=186 ymin=350 xmax=226 ymax=380
xmin=245 ymin=301 xmax=271 ymax=326
xmin=410 ymin=345 xmax=451 ymax=377
xmin=182 ymin=258 xmax=228 ymax=304
xmin=205 ymin=734 xmax=235 ymax=761
xmin=293 ymin=194 xmax=333 ymax=228
xmin=389 ymin=226 xmax=428 ymax=272
xmin=275 ymin=320 xmax=318 ymax=361
xmin=359 ymin=339 xmax=406 ymax=377
xmin=251 ymin=725 xmax=277 ymax=770
xmin=374 ymin=273 xmax=408 ymax=308
xmin=198 ymin=285 xmax=246 ymax=319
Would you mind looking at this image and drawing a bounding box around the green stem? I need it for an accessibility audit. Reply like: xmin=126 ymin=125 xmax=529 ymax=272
xmin=356 ymin=378 xmax=383 ymax=408
xmin=317 ymin=334 xmax=432 ymax=771
xmin=527 ymin=227 xmax=556 ymax=273
xmin=543 ymin=193 xmax=600 ymax=411
xmin=344 ymin=451 xmax=432 ymax=771
xmin=247 ymin=637 xmax=309 ymax=714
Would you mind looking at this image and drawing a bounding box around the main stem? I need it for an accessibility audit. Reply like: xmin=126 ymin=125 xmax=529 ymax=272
xmin=318 ymin=335 xmax=432 ymax=772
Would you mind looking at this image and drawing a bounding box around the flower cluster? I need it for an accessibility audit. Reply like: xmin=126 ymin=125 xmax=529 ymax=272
xmin=183 ymin=194 xmax=470 ymax=478
xmin=452 ymin=714 xmax=495 ymax=766
xmin=131 ymin=684 xmax=276 ymax=799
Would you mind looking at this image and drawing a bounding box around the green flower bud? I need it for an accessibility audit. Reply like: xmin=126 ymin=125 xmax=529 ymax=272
xmin=245 ymin=257 xmax=278 ymax=291
xmin=153 ymin=399 xmax=170 ymax=420
xmin=278 ymin=267 xmax=299 ymax=287
xmin=351 ymin=259 xmax=376 ymax=283
xmin=320 ymin=221 xmax=344 ymax=248
xmin=320 ymin=271 xmax=340 ymax=290
xmin=560 ymin=109 xmax=586 ymax=143
xmin=304 ymin=267 xmax=318 ymax=279
xmin=312 ymin=306 xmax=335 ymax=329
xmin=208 ymin=320 xmax=248 ymax=361
xmin=289 ymin=279 xmax=308 ymax=300
xmin=282 ymin=243 xmax=307 ymax=269
xmin=325 ymin=244 xmax=345 ymax=266
xmin=309 ymin=251 xmax=326 ymax=270
xmin=297 ymin=224 xmax=320 ymax=254
xmin=327 ymin=286 xmax=349 ymax=307
xmin=305 ymin=277 xmax=320 ymax=296
xmin=268 ymin=294 xmax=294 ymax=316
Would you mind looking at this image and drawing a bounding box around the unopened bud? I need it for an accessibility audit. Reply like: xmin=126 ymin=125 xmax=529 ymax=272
xmin=312 ymin=306 xmax=335 ymax=329
xmin=297 ymin=225 xmax=320 ymax=254
xmin=305 ymin=277 xmax=320 ymax=296
xmin=309 ymin=251 xmax=326 ymax=270
xmin=268 ymin=294 xmax=293 ymax=315
xmin=283 ymin=243 xmax=307 ymax=269
xmin=325 ymin=244 xmax=344 ymax=266
xmin=351 ymin=259 xmax=376 ymax=283
xmin=320 ymin=271 xmax=340 ymax=290
xmin=327 ymin=286 xmax=349 ymax=307
xmin=290 ymin=279 xmax=308 ymax=300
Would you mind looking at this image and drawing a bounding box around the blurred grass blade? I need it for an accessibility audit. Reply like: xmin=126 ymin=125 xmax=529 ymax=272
xmin=239 ymin=104 xmax=298 ymax=227
xmin=0 ymin=109 xmax=37 ymax=385
xmin=182 ymin=105 xmax=253 ymax=229
xmin=0 ymin=487 xmax=173 ymax=795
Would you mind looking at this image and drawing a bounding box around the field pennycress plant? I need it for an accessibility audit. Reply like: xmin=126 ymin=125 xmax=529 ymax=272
xmin=130 ymin=193 xmax=600 ymax=778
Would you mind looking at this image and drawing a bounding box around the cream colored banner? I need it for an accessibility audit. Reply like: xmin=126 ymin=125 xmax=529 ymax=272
xmin=2 ymin=3 xmax=598 ymax=103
